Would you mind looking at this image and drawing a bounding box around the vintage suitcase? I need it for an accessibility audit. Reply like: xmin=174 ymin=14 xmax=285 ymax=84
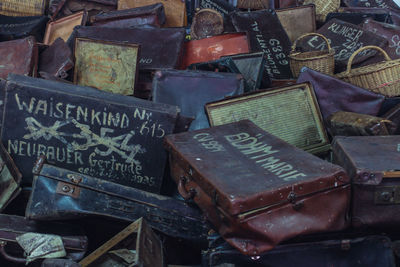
xmin=80 ymin=218 xmax=163 ymax=267
xmin=326 ymin=11 xmax=393 ymax=25
xmin=152 ymin=70 xmax=244 ymax=130
xmin=0 ymin=214 xmax=88 ymax=263
xmin=203 ymin=235 xmax=396 ymax=267
xmin=297 ymin=67 xmax=385 ymax=120
xmin=118 ymin=0 xmax=186 ymax=27
xmin=182 ymin=32 xmax=250 ymax=69
xmin=362 ymin=19 xmax=400 ymax=60
xmin=0 ymin=142 xmax=21 ymax=213
xmin=39 ymin=38 xmax=74 ymax=80
xmin=0 ymin=15 xmax=48 ymax=42
xmin=333 ymin=136 xmax=400 ymax=228
xmin=382 ymin=103 xmax=400 ymax=134
xmin=195 ymin=0 xmax=236 ymax=18
xmin=0 ymin=0 xmax=47 ymax=16
xmin=43 ymin=11 xmax=87 ymax=45
xmin=25 ymin=158 xmax=208 ymax=241
xmin=1 ymin=74 xmax=179 ymax=193
xmin=164 ymin=120 xmax=351 ymax=256
xmin=276 ymin=5 xmax=316 ymax=43
xmin=48 ymin=0 xmax=67 ymax=20
xmin=205 ymin=82 xmax=330 ymax=154
xmin=0 ymin=36 xmax=38 ymax=80
xmin=222 ymin=52 xmax=266 ymax=91
xmin=41 ymin=259 xmax=80 ymax=267
xmin=296 ymin=18 xmax=387 ymax=72
xmin=90 ymin=3 xmax=166 ymax=27
xmin=60 ymin=0 xmax=115 ymax=19
xmin=188 ymin=58 xmax=240 ymax=73
xmin=343 ymin=0 xmax=399 ymax=10
xmin=74 ymin=38 xmax=139 ymax=95
xmin=69 ymin=26 xmax=186 ymax=71
xmin=230 ymin=9 xmax=292 ymax=80
xmin=327 ymin=111 xmax=396 ymax=136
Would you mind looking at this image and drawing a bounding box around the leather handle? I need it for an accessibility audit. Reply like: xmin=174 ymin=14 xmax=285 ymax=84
xmin=346 ymin=45 xmax=392 ymax=74
xmin=0 ymin=241 xmax=27 ymax=264
xmin=178 ymin=176 xmax=196 ymax=200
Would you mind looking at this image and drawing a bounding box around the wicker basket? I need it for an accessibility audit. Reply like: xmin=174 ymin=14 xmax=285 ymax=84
xmin=289 ymin=33 xmax=335 ymax=78
xmin=302 ymin=0 xmax=340 ymax=22
xmin=336 ymin=45 xmax=400 ymax=97
xmin=0 ymin=0 xmax=47 ymax=16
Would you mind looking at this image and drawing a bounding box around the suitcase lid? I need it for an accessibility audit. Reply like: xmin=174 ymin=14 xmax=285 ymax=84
xmin=332 ymin=136 xmax=400 ymax=185
xmin=164 ymin=120 xmax=349 ymax=216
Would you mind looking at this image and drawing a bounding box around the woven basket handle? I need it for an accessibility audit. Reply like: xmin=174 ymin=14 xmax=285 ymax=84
xmin=291 ymin=33 xmax=332 ymax=53
xmin=346 ymin=45 xmax=392 ymax=74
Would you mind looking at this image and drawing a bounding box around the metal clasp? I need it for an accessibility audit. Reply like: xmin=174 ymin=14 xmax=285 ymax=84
xmin=374 ymin=186 xmax=400 ymax=205
xmin=56 ymin=174 xmax=83 ymax=198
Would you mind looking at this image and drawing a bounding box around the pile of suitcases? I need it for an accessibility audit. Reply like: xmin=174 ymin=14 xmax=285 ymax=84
xmin=0 ymin=0 xmax=400 ymax=266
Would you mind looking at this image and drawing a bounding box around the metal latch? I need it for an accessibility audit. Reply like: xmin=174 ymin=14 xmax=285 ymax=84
xmin=56 ymin=174 xmax=83 ymax=199
xmin=374 ymin=186 xmax=400 ymax=205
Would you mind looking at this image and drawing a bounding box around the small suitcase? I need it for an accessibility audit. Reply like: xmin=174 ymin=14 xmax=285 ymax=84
xmin=203 ymin=234 xmax=396 ymax=267
xmin=182 ymin=33 xmax=250 ymax=69
xmin=90 ymin=3 xmax=166 ymax=27
xmin=0 ymin=214 xmax=88 ymax=263
xmin=297 ymin=67 xmax=385 ymax=120
xmin=79 ymin=218 xmax=163 ymax=267
xmin=152 ymin=70 xmax=244 ymax=130
xmin=1 ymin=74 xmax=179 ymax=193
xmin=25 ymin=157 xmax=208 ymax=241
xmin=327 ymin=111 xmax=396 ymax=136
xmin=0 ymin=36 xmax=38 ymax=79
xmin=69 ymin=26 xmax=185 ymax=71
xmin=164 ymin=120 xmax=351 ymax=255
xmin=230 ymin=9 xmax=292 ymax=79
xmin=118 ymin=0 xmax=186 ymax=27
xmin=0 ymin=15 xmax=48 ymax=42
xmin=333 ymin=136 xmax=400 ymax=228
xmin=205 ymin=82 xmax=330 ymax=154
xmin=43 ymin=11 xmax=87 ymax=45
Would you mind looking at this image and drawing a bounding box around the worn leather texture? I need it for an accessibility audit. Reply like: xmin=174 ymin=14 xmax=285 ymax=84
xmin=26 ymin=163 xmax=208 ymax=241
xmin=333 ymin=136 xmax=400 ymax=228
xmin=69 ymin=26 xmax=185 ymax=70
xmin=297 ymin=67 xmax=385 ymax=121
xmin=0 ymin=36 xmax=37 ymax=79
xmin=39 ymin=38 xmax=74 ymax=79
xmin=152 ymin=70 xmax=244 ymax=130
xmin=165 ymin=120 xmax=350 ymax=255
xmin=90 ymin=3 xmax=166 ymax=27
xmin=327 ymin=111 xmax=396 ymax=136
xmin=0 ymin=15 xmax=48 ymax=42
xmin=43 ymin=11 xmax=86 ymax=45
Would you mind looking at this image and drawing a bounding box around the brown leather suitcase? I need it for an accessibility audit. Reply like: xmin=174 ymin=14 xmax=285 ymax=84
xmin=90 ymin=3 xmax=166 ymax=27
xmin=164 ymin=120 xmax=351 ymax=256
xmin=39 ymin=38 xmax=74 ymax=80
xmin=79 ymin=218 xmax=163 ymax=267
xmin=0 ymin=36 xmax=38 ymax=79
xmin=43 ymin=11 xmax=87 ymax=45
xmin=276 ymin=4 xmax=316 ymax=43
xmin=327 ymin=111 xmax=396 ymax=136
xmin=118 ymin=0 xmax=186 ymax=27
xmin=182 ymin=32 xmax=250 ymax=69
xmin=332 ymin=136 xmax=400 ymax=229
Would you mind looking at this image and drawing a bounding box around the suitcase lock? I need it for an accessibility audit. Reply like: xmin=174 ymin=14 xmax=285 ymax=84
xmin=56 ymin=174 xmax=83 ymax=199
xmin=287 ymin=192 xmax=304 ymax=211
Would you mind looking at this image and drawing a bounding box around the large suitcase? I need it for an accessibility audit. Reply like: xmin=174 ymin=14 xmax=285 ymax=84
xmin=68 ymin=26 xmax=185 ymax=71
xmin=332 ymin=136 xmax=400 ymax=229
xmin=0 ymin=214 xmax=88 ymax=264
xmin=25 ymin=157 xmax=208 ymax=241
xmin=164 ymin=120 xmax=351 ymax=256
xmin=230 ymin=9 xmax=292 ymax=80
xmin=205 ymin=82 xmax=330 ymax=154
xmin=1 ymin=74 xmax=179 ymax=193
xmin=0 ymin=15 xmax=48 ymax=42
xmin=152 ymin=70 xmax=244 ymax=130
xmin=203 ymin=234 xmax=396 ymax=267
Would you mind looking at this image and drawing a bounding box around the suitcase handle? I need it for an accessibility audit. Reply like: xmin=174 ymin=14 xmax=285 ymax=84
xmin=0 ymin=241 xmax=27 ymax=264
xmin=178 ymin=176 xmax=196 ymax=200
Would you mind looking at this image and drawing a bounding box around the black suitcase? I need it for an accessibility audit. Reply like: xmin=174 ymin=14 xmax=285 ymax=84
xmin=25 ymin=157 xmax=208 ymax=241
xmin=1 ymin=74 xmax=180 ymax=193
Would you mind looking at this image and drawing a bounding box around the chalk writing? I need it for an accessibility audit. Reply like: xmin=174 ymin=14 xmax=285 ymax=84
xmin=225 ymin=132 xmax=306 ymax=181
xmin=390 ymin=35 xmax=400 ymax=56
xmin=193 ymin=133 xmax=226 ymax=152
